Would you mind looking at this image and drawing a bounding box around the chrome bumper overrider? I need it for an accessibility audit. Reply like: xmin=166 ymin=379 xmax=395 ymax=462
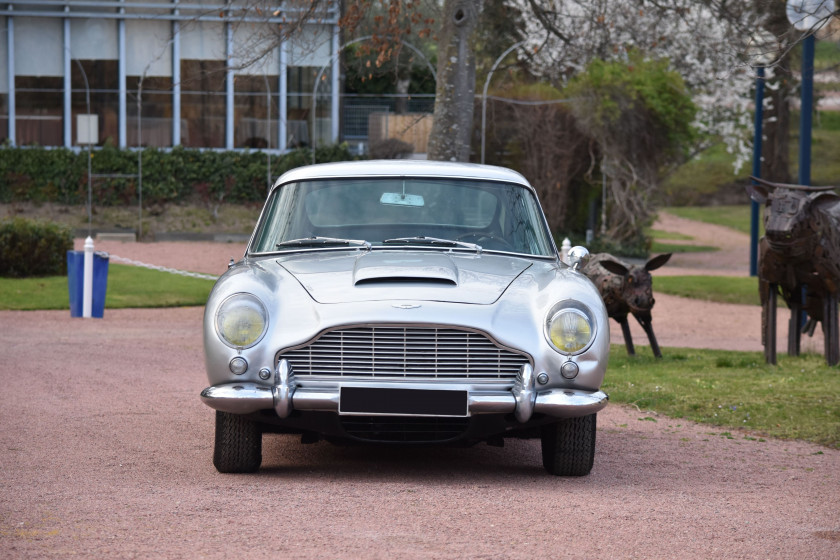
xmin=200 ymin=361 xmax=608 ymax=422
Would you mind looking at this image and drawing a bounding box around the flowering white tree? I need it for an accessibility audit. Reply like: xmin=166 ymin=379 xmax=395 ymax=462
xmin=516 ymin=0 xmax=768 ymax=169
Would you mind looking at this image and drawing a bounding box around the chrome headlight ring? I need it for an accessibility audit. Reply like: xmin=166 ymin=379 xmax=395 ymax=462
xmin=544 ymin=301 xmax=597 ymax=356
xmin=215 ymin=293 xmax=269 ymax=350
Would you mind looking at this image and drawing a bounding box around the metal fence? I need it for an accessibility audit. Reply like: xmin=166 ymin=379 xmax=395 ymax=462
xmin=342 ymin=94 xmax=435 ymax=143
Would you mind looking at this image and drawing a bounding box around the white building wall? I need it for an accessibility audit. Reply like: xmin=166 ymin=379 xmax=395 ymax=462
xmin=15 ymin=17 xmax=62 ymax=76
xmin=287 ymin=25 xmax=333 ymax=68
xmin=232 ymin=22 xmax=278 ymax=75
xmin=70 ymin=19 xmax=118 ymax=60
xmin=126 ymin=20 xmax=172 ymax=76
xmin=180 ymin=21 xmax=225 ymax=60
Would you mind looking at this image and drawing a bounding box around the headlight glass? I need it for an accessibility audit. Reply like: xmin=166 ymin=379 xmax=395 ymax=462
xmin=546 ymin=304 xmax=595 ymax=355
xmin=215 ymin=293 xmax=268 ymax=349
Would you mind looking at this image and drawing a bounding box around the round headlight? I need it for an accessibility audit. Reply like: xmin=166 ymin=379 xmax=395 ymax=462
xmin=215 ymin=293 xmax=268 ymax=349
xmin=546 ymin=305 xmax=594 ymax=355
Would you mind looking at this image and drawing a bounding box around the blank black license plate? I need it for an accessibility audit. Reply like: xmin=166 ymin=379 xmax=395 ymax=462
xmin=339 ymin=388 xmax=468 ymax=416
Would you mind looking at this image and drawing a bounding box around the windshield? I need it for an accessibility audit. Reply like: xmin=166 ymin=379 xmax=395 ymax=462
xmin=249 ymin=177 xmax=556 ymax=257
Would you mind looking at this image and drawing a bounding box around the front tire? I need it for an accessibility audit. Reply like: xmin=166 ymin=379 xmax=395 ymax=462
xmin=540 ymin=414 xmax=596 ymax=476
xmin=213 ymin=411 xmax=262 ymax=473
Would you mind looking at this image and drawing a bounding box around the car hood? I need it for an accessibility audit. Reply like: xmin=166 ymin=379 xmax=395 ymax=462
xmin=276 ymin=250 xmax=534 ymax=304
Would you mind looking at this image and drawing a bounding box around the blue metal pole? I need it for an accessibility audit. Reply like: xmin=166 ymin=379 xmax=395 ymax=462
xmin=7 ymin=12 xmax=16 ymax=146
xmin=799 ymin=34 xmax=815 ymax=186
xmin=279 ymin=39 xmax=287 ymax=152
xmin=118 ymin=16 xmax=126 ymax=148
xmin=798 ymin=34 xmax=816 ymax=329
xmin=63 ymin=15 xmax=71 ymax=148
xmin=172 ymin=16 xmax=181 ymax=146
xmin=750 ymin=66 xmax=765 ymax=277
xmin=225 ymin=19 xmax=234 ymax=150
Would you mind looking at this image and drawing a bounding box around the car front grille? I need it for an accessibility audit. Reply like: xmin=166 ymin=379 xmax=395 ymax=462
xmin=278 ymin=326 xmax=529 ymax=380
xmin=340 ymin=415 xmax=471 ymax=443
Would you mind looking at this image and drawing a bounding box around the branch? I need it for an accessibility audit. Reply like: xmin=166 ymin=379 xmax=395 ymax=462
xmin=525 ymin=0 xmax=572 ymax=44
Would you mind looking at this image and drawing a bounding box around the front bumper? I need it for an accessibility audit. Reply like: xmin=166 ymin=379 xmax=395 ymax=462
xmin=200 ymin=361 xmax=608 ymax=423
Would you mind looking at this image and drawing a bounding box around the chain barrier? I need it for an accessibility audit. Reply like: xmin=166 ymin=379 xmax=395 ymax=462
xmin=109 ymin=254 xmax=219 ymax=281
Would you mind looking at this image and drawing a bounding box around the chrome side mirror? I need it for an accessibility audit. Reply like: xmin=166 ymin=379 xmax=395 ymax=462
xmin=567 ymin=246 xmax=590 ymax=270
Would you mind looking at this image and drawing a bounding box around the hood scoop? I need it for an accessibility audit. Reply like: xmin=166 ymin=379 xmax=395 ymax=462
xmin=353 ymin=254 xmax=459 ymax=286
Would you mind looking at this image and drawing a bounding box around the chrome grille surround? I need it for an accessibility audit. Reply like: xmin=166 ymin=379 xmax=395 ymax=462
xmin=277 ymin=325 xmax=531 ymax=381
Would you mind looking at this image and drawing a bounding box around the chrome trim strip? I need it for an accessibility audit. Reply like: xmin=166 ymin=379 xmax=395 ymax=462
xmin=255 ymin=245 xmax=558 ymax=260
xmin=534 ymin=389 xmax=609 ymax=418
xmin=200 ymin=384 xmax=274 ymax=415
xmin=200 ymin=382 xmax=608 ymax=420
xmin=467 ymin=393 xmax=515 ymax=414
xmin=273 ymin=359 xmax=296 ymax=419
xmin=292 ymin=389 xmax=340 ymax=410
xmin=511 ymin=364 xmax=536 ymax=422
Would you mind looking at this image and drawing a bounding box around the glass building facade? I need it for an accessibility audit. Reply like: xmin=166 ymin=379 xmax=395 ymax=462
xmin=0 ymin=0 xmax=340 ymax=151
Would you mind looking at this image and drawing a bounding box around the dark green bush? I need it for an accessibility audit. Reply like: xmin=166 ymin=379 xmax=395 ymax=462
xmin=587 ymin=234 xmax=651 ymax=259
xmin=0 ymin=218 xmax=74 ymax=278
xmin=0 ymin=143 xmax=358 ymax=206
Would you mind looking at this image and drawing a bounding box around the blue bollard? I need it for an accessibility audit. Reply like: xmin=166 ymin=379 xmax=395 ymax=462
xmin=67 ymin=250 xmax=110 ymax=318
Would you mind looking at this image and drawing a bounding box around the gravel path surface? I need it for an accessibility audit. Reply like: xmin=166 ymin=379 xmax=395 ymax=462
xmin=1 ymin=218 xmax=837 ymax=558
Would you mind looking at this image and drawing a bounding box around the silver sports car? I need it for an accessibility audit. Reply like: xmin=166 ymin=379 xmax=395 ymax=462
xmin=201 ymin=160 xmax=609 ymax=476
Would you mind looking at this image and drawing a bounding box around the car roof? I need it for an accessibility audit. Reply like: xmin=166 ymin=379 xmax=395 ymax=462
xmin=272 ymin=160 xmax=531 ymax=189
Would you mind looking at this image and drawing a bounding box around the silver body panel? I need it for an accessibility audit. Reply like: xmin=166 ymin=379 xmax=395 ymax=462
xmin=279 ymin=251 xmax=532 ymax=305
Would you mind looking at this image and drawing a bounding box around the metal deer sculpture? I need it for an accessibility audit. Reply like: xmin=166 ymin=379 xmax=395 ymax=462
xmin=747 ymin=176 xmax=840 ymax=366
xmin=583 ymin=253 xmax=672 ymax=358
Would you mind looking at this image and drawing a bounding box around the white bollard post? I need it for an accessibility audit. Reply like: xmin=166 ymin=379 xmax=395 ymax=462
xmin=561 ymin=237 xmax=571 ymax=265
xmin=83 ymin=236 xmax=94 ymax=318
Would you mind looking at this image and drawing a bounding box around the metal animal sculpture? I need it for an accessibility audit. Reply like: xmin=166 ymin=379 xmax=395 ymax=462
xmin=583 ymin=253 xmax=672 ymax=358
xmin=747 ymin=176 xmax=840 ymax=366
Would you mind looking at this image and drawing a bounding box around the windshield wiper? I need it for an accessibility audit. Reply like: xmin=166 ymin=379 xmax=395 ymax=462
xmin=383 ymin=236 xmax=482 ymax=253
xmin=277 ymin=236 xmax=371 ymax=250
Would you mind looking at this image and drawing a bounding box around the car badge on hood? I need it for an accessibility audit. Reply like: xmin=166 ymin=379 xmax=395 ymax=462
xmin=392 ymin=303 xmax=421 ymax=309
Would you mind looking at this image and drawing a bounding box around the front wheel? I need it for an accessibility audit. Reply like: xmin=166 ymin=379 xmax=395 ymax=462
xmin=213 ymin=411 xmax=262 ymax=473
xmin=540 ymin=414 xmax=596 ymax=476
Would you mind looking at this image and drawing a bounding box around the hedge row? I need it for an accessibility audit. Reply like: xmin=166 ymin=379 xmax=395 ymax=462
xmin=0 ymin=218 xmax=74 ymax=277
xmin=0 ymin=143 xmax=357 ymax=206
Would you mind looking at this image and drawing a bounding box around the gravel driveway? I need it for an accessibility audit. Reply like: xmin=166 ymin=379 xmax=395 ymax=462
xmin=1 ymin=221 xmax=838 ymax=558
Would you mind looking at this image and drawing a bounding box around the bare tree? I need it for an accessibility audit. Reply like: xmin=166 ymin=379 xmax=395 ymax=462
xmin=482 ymin=94 xmax=591 ymax=231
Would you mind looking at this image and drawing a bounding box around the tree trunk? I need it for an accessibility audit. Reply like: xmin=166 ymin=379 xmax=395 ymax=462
xmin=427 ymin=0 xmax=481 ymax=162
xmin=395 ymin=75 xmax=410 ymax=114
xmin=760 ymin=1 xmax=794 ymax=183
xmin=762 ymin=73 xmax=793 ymax=184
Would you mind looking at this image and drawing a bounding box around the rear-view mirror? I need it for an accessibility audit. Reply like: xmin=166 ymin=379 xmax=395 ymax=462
xmin=380 ymin=192 xmax=425 ymax=207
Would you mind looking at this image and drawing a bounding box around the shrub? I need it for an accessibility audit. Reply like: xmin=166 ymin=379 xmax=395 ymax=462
xmin=0 ymin=143 xmax=358 ymax=206
xmin=0 ymin=218 xmax=74 ymax=278
xmin=565 ymin=52 xmax=697 ymax=246
xmin=587 ymin=234 xmax=651 ymax=259
xmin=369 ymin=138 xmax=414 ymax=159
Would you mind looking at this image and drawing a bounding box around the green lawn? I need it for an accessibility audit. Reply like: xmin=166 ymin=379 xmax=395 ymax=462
xmin=647 ymin=229 xmax=694 ymax=241
xmin=814 ymin=39 xmax=840 ymax=71
xmin=647 ymin=228 xmax=720 ymax=254
xmin=655 ymin=275 xmax=761 ymax=306
xmin=0 ymin=263 xmax=214 ymax=310
xmin=663 ymin=108 xmax=840 ymax=206
xmin=650 ymin=241 xmax=719 ymax=254
xmin=662 ymin=205 xmax=757 ymax=235
xmin=604 ymin=346 xmax=840 ymax=449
